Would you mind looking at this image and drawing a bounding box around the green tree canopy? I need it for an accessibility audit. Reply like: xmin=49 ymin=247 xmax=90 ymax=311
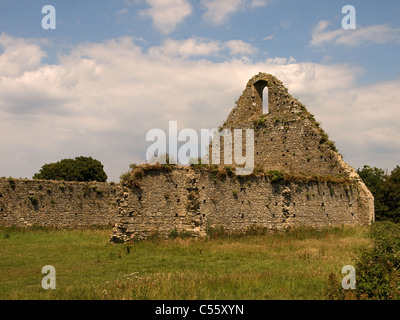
xmin=357 ymin=165 xmax=400 ymax=223
xmin=356 ymin=165 xmax=385 ymax=196
xmin=379 ymin=166 xmax=400 ymax=223
xmin=33 ymin=156 xmax=107 ymax=182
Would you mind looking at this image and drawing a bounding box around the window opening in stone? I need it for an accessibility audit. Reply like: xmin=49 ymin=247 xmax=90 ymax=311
xmin=254 ymin=80 xmax=269 ymax=114
xmin=262 ymin=86 xmax=268 ymax=114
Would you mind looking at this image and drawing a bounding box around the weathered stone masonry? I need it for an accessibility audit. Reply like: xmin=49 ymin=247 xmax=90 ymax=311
xmin=0 ymin=73 xmax=374 ymax=238
xmin=0 ymin=178 xmax=118 ymax=228
xmin=109 ymin=166 xmax=373 ymax=242
xmin=110 ymin=73 xmax=375 ymax=242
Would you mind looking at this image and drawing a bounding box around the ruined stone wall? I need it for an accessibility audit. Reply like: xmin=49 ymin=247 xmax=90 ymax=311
xmin=215 ymin=117 xmax=343 ymax=176
xmin=110 ymin=73 xmax=374 ymax=242
xmin=0 ymin=178 xmax=118 ymax=228
xmin=224 ymin=73 xmax=288 ymax=124
xmin=1 ymin=73 xmax=374 ymax=239
xmin=110 ymin=166 xmax=373 ymax=242
xmin=213 ymin=73 xmax=350 ymax=177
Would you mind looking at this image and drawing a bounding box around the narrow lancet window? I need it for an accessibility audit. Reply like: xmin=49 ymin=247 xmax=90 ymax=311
xmin=262 ymin=86 xmax=268 ymax=114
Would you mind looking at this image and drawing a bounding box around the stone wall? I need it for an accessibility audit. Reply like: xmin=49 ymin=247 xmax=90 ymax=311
xmin=213 ymin=73 xmax=351 ymax=177
xmin=0 ymin=178 xmax=118 ymax=228
xmin=109 ymin=166 xmax=374 ymax=242
xmin=224 ymin=73 xmax=288 ymax=124
xmin=0 ymin=73 xmax=375 ymax=239
xmin=110 ymin=73 xmax=374 ymax=242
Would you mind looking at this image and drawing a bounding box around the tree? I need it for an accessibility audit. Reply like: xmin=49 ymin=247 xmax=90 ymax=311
xmin=33 ymin=156 xmax=107 ymax=182
xmin=379 ymin=166 xmax=400 ymax=223
xmin=357 ymin=165 xmax=400 ymax=223
xmin=357 ymin=165 xmax=385 ymax=196
xmin=357 ymin=165 xmax=386 ymax=221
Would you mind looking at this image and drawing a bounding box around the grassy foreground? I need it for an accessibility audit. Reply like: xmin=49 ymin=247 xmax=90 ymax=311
xmin=0 ymin=225 xmax=370 ymax=300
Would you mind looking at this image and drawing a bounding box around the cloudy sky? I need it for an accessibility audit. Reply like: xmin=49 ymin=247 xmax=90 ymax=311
xmin=0 ymin=0 xmax=399 ymax=182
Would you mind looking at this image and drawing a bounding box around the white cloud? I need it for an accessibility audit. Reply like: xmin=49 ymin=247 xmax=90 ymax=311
xmin=311 ymin=20 xmax=400 ymax=46
xmin=148 ymin=37 xmax=257 ymax=59
xmin=141 ymin=0 xmax=192 ymax=34
xmin=201 ymin=0 xmax=270 ymax=25
xmin=264 ymin=56 xmax=295 ymax=65
xmin=149 ymin=37 xmax=222 ymax=58
xmin=224 ymin=39 xmax=257 ymax=56
xmin=0 ymin=33 xmax=399 ymax=181
xmin=0 ymin=33 xmax=47 ymax=77
xmin=202 ymin=0 xmax=244 ymax=25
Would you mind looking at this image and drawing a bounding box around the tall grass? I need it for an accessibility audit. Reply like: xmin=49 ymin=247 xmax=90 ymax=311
xmin=0 ymin=225 xmax=370 ymax=300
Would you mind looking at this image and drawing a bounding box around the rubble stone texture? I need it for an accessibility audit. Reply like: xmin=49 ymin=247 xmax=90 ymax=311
xmin=0 ymin=178 xmax=117 ymax=228
xmin=110 ymin=73 xmax=374 ymax=242
xmin=0 ymin=73 xmax=374 ymax=239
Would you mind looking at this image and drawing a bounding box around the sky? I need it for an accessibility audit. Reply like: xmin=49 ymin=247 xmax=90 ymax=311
xmin=0 ymin=0 xmax=399 ymax=182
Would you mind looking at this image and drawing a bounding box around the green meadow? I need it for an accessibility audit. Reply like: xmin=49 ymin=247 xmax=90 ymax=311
xmin=0 ymin=225 xmax=370 ymax=300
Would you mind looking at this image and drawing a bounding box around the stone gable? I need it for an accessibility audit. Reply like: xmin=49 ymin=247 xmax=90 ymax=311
xmin=110 ymin=73 xmax=374 ymax=242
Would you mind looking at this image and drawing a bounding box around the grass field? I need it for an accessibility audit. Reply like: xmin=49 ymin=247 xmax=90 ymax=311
xmin=0 ymin=225 xmax=371 ymax=300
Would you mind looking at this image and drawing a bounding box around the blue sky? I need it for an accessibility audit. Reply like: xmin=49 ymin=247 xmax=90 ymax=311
xmin=1 ymin=0 xmax=398 ymax=78
xmin=0 ymin=0 xmax=400 ymax=181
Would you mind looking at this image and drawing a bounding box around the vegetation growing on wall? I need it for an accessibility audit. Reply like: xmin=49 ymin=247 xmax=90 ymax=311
xmin=120 ymin=161 xmax=352 ymax=188
xmin=120 ymin=162 xmax=175 ymax=187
